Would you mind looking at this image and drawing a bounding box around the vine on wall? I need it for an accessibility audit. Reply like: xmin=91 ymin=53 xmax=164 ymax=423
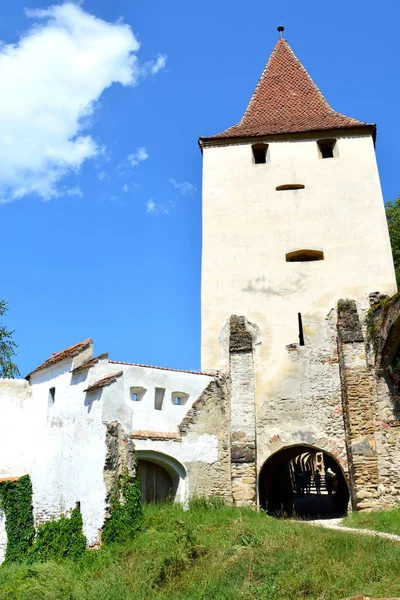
xmin=0 ymin=475 xmax=35 ymax=562
xmin=0 ymin=476 xmax=86 ymax=563
xmin=102 ymin=467 xmax=143 ymax=545
xmin=29 ymin=504 xmax=87 ymax=562
xmin=0 ymin=468 xmax=143 ymax=561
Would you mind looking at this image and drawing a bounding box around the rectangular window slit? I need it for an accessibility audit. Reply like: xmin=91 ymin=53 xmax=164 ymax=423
xmin=49 ymin=387 xmax=55 ymax=404
xmin=298 ymin=313 xmax=305 ymax=346
xmin=154 ymin=387 xmax=165 ymax=411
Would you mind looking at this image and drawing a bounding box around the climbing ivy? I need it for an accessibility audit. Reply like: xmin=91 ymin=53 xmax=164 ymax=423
xmin=28 ymin=504 xmax=86 ymax=562
xmin=365 ymin=292 xmax=400 ymax=354
xmin=0 ymin=476 xmax=86 ymax=563
xmin=0 ymin=475 xmax=35 ymax=562
xmin=102 ymin=468 xmax=143 ymax=545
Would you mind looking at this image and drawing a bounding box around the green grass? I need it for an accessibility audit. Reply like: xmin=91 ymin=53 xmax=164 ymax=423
xmin=343 ymin=507 xmax=400 ymax=536
xmin=1 ymin=503 xmax=400 ymax=599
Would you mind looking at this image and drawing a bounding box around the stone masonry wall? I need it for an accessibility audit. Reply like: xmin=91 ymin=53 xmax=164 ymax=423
xmin=367 ymin=293 xmax=400 ymax=507
xmin=256 ymin=307 xmax=348 ymax=481
xmin=229 ymin=316 xmax=257 ymax=506
xmin=337 ymin=300 xmax=381 ymax=510
xmin=179 ymin=376 xmax=232 ymax=501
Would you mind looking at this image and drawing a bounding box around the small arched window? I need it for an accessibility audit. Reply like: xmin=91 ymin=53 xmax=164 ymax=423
xmin=48 ymin=387 xmax=55 ymax=405
xmin=130 ymin=386 xmax=146 ymax=402
xmin=252 ymin=143 xmax=269 ymax=164
xmin=286 ymin=250 xmax=324 ymax=262
xmin=317 ymin=139 xmax=337 ymax=159
xmin=171 ymin=392 xmax=189 ymax=406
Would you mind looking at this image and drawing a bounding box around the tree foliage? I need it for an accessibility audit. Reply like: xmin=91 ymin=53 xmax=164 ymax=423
xmin=386 ymin=197 xmax=400 ymax=287
xmin=0 ymin=300 xmax=19 ymax=378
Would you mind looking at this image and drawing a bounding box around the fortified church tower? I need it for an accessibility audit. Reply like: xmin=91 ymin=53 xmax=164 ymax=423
xmin=199 ymin=32 xmax=398 ymax=510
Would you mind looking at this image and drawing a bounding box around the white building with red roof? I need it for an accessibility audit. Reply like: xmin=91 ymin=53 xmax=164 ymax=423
xmin=1 ymin=32 xmax=400 ymax=558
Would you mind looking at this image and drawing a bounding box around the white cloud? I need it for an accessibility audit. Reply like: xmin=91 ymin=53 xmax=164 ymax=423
xmin=169 ymin=178 xmax=197 ymax=196
xmin=123 ymin=184 xmax=129 ymax=192
xmin=0 ymin=3 xmax=165 ymax=202
xmin=146 ymin=199 xmax=155 ymax=213
xmin=128 ymin=147 xmax=149 ymax=167
xmin=146 ymin=198 xmax=168 ymax=215
xmin=142 ymin=54 xmax=167 ymax=76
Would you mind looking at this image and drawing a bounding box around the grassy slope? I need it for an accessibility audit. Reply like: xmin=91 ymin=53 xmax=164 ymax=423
xmin=1 ymin=504 xmax=400 ymax=600
xmin=343 ymin=508 xmax=400 ymax=536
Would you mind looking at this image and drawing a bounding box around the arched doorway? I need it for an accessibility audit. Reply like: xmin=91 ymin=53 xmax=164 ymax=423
xmin=259 ymin=445 xmax=349 ymax=519
xmin=136 ymin=451 xmax=186 ymax=504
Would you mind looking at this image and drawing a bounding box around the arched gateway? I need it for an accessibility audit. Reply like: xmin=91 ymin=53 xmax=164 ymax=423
xmin=259 ymin=445 xmax=349 ymax=518
xmin=136 ymin=451 xmax=186 ymax=504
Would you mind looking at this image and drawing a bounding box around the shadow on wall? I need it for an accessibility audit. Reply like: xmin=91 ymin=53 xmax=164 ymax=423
xmin=259 ymin=444 xmax=349 ymax=519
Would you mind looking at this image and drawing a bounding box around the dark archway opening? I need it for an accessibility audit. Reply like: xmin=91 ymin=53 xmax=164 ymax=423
xmin=259 ymin=445 xmax=349 ymax=519
xmin=380 ymin=316 xmax=400 ymax=416
xmin=138 ymin=459 xmax=174 ymax=503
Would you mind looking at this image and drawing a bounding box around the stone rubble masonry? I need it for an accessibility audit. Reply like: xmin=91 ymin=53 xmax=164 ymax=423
xmin=337 ymin=299 xmax=381 ymax=510
xmin=179 ymin=376 xmax=232 ymax=501
xmin=367 ymin=293 xmax=400 ymax=509
xmin=103 ymin=421 xmax=136 ymax=521
xmin=229 ymin=316 xmax=257 ymax=506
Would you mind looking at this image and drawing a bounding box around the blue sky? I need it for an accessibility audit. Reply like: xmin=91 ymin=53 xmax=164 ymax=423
xmin=1 ymin=0 xmax=399 ymax=376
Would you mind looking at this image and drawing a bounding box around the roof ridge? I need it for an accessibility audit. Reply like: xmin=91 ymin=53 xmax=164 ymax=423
xmin=27 ymin=338 xmax=93 ymax=379
xmin=109 ymin=360 xmax=212 ymax=377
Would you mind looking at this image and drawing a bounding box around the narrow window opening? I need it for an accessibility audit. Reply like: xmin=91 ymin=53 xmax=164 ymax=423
xmin=154 ymin=387 xmax=165 ymax=411
xmin=298 ymin=313 xmax=305 ymax=346
xmin=276 ymin=184 xmax=305 ymax=191
xmin=171 ymin=391 xmax=189 ymax=406
xmin=252 ymin=143 xmax=268 ymax=164
xmin=48 ymin=387 xmax=55 ymax=404
xmin=286 ymin=250 xmax=324 ymax=262
xmin=317 ymin=139 xmax=336 ymax=159
xmin=130 ymin=386 xmax=146 ymax=402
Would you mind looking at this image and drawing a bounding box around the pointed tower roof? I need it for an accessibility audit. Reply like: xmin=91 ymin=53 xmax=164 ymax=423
xmin=200 ymin=39 xmax=373 ymax=144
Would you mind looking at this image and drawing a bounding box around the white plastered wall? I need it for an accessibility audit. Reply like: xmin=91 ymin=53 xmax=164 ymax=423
xmin=201 ymin=133 xmax=398 ymax=479
xmin=201 ymin=134 xmax=397 ymax=379
xmin=0 ymin=378 xmax=33 ymax=564
xmin=0 ymin=351 xmax=217 ymax=557
xmin=104 ymin=363 xmax=213 ymax=433
xmin=0 ymin=379 xmax=32 ymax=479
xmin=28 ymin=357 xmax=108 ymax=546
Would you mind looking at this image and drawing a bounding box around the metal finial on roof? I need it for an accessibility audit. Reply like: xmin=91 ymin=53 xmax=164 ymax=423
xmin=277 ymin=25 xmax=285 ymax=40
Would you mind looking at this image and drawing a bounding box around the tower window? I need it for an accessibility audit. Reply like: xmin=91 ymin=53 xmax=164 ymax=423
xmin=298 ymin=313 xmax=305 ymax=346
xmin=252 ymin=143 xmax=268 ymax=164
xmin=286 ymin=250 xmax=324 ymax=262
xmin=317 ymin=139 xmax=336 ymax=159
xmin=276 ymin=184 xmax=305 ymax=191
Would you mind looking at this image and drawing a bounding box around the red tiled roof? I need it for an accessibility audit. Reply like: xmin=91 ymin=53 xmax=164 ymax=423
xmin=200 ymin=39 xmax=373 ymax=143
xmin=84 ymin=371 xmax=123 ymax=393
xmin=109 ymin=360 xmax=213 ymax=377
xmin=131 ymin=430 xmax=181 ymax=441
xmin=27 ymin=339 xmax=92 ymax=379
xmin=71 ymin=353 xmax=109 ymax=375
xmin=0 ymin=476 xmax=23 ymax=483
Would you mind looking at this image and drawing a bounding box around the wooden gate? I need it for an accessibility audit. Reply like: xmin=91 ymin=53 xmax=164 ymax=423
xmin=138 ymin=459 xmax=173 ymax=503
